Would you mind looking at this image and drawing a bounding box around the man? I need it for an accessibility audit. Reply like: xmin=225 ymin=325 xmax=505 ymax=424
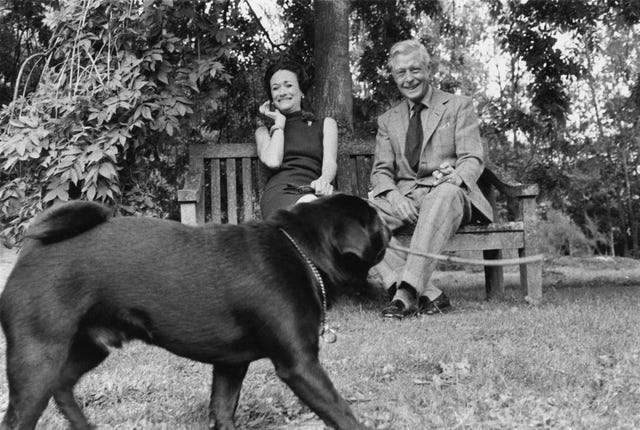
xmin=369 ymin=39 xmax=493 ymax=319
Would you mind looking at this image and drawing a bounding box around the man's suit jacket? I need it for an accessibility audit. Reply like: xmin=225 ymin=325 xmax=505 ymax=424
xmin=370 ymin=86 xmax=493 ymax=223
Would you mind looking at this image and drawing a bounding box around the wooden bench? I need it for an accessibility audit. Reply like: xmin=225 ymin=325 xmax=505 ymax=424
xmin=178 ymin=142 xmax=542 ymax=303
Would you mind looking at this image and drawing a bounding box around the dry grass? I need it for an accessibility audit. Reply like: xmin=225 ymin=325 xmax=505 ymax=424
xmin=1 ymin=250 xmax=640 ymax=429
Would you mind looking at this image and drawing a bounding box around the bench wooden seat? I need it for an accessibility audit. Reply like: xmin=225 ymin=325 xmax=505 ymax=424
xmin=178 ymin=142 xmax=542 ymax=303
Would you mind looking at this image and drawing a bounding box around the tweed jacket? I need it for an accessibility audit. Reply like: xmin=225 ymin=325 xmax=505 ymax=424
xmin=370 ymin=86 xmax=493 ymax=223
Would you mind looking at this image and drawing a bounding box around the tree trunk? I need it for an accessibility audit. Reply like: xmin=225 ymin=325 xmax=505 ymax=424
xmin=620 ymin=155 xmax=639 ymax=257
xmin=607 ymin=205 xmax=615 ymax=256
xmin=313 ymin=0 xmax=353 ymax=133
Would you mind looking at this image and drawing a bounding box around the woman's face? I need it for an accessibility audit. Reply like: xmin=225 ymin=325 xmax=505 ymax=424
xmin=269 ymin=69 xmax=303 ymax=114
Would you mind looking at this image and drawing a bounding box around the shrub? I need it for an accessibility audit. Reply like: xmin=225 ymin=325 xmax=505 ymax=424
xmin=537 ymin=205 xmax=596 ymax=256
xmin=0 ymin=0 xmax=234 ymax=246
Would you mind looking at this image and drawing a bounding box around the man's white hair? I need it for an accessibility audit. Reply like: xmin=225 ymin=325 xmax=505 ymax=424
xmin=387 ymin=39 xmax=430 ymax=71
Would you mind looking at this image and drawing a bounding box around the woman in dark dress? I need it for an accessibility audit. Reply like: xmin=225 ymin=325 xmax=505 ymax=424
xmin=255 ymin=60 xmax=338 ymax=219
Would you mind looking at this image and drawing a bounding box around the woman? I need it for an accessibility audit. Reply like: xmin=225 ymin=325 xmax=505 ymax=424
xmin=256 ymin=60 xmax=338 ymax=219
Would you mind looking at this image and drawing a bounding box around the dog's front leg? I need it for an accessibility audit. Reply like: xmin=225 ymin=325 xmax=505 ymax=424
xmin=274 ymin=356 xmax=370 ymax=430
xmin=208 ymin=362 xmax=249 ymax=430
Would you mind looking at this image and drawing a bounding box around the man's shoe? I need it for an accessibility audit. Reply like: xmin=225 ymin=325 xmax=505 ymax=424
xmin=386 ymin=284 xmax=397 ymax=300
xmin=418 ymin=293 xmax=452 ymax=315
xmin=381 ymin=299 xmax=416 ymax=319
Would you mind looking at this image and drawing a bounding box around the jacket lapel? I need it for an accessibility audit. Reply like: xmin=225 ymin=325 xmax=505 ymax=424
xmin=389 ymin=102 xmax=410 ymax=156
xmin=421 ymin=89 xmax=447 ymax=149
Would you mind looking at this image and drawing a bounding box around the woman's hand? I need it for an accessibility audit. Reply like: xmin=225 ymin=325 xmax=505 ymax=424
xmin=310 ymin=177 xmax=334 ymax=196
xmin=259 ymin=101 xmax=286 ymax=126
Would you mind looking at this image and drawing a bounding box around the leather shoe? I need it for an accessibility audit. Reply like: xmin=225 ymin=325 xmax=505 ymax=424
xmin=381 ymin=299 xmax=416 ymax=319
xmin=386 ymin=284 xmax=397 ymax=301
xmin=418 ymin=293 xmax=452 ymax=315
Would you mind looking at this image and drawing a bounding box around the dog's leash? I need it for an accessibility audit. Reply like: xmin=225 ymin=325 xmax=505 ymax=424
xmin=388 ymin=244 xmax=544 ymax=266
xmin=279 ymin=228 xmax=337 ymax=344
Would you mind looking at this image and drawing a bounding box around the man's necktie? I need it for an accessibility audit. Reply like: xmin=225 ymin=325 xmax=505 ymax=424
xmin=405 ymin=103 xmax=425 ymax=172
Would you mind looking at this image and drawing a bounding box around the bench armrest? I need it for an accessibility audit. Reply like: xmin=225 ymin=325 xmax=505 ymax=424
xmin=178 ymin=169 xmax=204 ymax=225
xmin=480 ymin=164 xmax=539 ymax=199
xmin=177 ymin=169 xmax=203 ymax=203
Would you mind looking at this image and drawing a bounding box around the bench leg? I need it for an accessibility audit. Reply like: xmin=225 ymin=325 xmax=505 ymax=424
xmin=180 ymin=202 xmax=198 ymax=226
xmin=519 ymin=248 xmax=542 ymax=304
xmin=483 ymin=249 xmax=504 ymax=300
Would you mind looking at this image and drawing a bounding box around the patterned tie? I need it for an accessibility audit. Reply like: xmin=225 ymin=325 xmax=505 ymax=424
xmin=405 ymin=103 xmax=425 ymax=172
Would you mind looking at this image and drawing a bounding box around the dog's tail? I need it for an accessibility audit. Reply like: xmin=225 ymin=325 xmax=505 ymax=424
xmin=26 ymin=200 xmax=114 ymax=244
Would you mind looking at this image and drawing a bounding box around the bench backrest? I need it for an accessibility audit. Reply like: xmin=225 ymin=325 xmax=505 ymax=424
xmin=186 ymin=142 xmax=376 ymax=224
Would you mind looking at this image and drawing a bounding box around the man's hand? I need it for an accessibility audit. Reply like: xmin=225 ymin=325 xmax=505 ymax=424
xmin=433 ymin=161 xmax=462 ymax=187
xmin=387 ymin=190 xmax=418 ymax=224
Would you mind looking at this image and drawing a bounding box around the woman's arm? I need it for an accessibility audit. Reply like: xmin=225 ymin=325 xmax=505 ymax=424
xmin=255 ymin=102 xmax=286 ymax=169
xmin=310 ymin=117 xmax=338 ymax=195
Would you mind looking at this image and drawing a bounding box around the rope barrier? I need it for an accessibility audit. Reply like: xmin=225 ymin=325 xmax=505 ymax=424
xmin=388 ymin=244 xmax=544 ymax=266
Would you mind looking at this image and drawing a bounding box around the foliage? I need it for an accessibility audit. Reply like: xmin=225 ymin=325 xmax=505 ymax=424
xmin=0 ymin=0 xmax=639 ymax=256
xmin=0 ymin=0 xmax=234 ymax=246
xmin=0 ymin=0 xmax=55 ymax=106
xmin=479 ymin=0 xmax=640 ymax=256
xmin=351 ymin=0 xmax=442 ymax=109
xmin=537 ymin=205 xmax=596 ymax=256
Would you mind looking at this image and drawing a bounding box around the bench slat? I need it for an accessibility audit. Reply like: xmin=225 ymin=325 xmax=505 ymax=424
xmin=337 ymin=154 xmax=356 ymax=195
xmin=226 ymin=160 xmax=238 ymax=224
xmin=211 ymin=159 xmax=222 ymax=223
xmin=444 ymin=231 xmax=524 ymax=251
xmin=193 ymin=143 xmax=257 ymax=159
xmin=457 ymin=221 xmax=524 ymax=233
xmin=242 ymin=158 xmax=252 ymax=222
xmin=396 ymin=231 xmax=524 ymax=252
xmin=355 ymin=155 xmax=372 ymax=197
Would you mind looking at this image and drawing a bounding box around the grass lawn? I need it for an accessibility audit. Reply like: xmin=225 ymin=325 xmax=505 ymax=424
xmin=1 ymin=250 xmax=640 ymax=429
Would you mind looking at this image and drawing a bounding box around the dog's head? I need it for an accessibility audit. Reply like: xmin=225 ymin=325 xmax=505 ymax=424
xmin=269 ymin=194 xmax=390 ymax=288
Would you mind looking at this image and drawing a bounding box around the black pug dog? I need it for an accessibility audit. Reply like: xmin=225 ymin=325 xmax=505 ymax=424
xmin=0 ymin=194 xmax=389 ymax=430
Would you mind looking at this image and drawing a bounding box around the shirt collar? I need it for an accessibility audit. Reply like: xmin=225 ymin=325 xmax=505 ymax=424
xmin=407 ymin=85 xmax=433 ymax=112
xmin=407 ymin=85 xmax=433 ymax=111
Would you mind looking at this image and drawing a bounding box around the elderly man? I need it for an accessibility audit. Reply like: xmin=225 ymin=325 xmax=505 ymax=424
xmin=369 ymin=39 xmax=493 ymax=319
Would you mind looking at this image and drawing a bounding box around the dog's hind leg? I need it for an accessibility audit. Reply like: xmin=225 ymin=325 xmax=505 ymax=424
xmin=273 ymin=355 xmax=370 ymax=430
xmin=208 ymin=362 xmax=249 ymax=430
xmin=1 ymin=340 xmax=69 ymax=430
xmin=52 ymin=333 xmax=109 ymax=430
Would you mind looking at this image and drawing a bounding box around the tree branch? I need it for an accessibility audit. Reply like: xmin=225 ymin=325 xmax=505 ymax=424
xmin=243 ymin=0 xmax=286 ymax=51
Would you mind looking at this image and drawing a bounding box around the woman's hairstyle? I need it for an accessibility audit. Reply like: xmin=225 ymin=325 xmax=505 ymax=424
xmin=263 ymin=59 xmax=310 ymax=101
xmin=387 ymin=39 xmax=431 ymax=71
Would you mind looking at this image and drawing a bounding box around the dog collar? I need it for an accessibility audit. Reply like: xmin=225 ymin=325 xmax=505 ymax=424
xmin=279 ymin=228 xmax=337 ymax=343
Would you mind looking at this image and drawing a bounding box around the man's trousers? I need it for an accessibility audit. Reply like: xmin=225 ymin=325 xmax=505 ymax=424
xmin=369 ymin=183 xmax=472 ymax=301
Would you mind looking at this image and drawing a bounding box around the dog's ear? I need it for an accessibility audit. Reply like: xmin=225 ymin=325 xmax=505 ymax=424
xmin=27 ymin=201 xmax=113 ymax=243
xmin=334 ymin=222 xmax=370 ymax=260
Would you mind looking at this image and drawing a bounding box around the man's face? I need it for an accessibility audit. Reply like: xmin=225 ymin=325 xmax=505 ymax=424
xmin=390 ymin=51 xmax=429 ymax=102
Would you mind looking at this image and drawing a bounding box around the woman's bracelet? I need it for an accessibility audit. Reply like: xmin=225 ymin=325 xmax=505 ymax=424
xmin=269 ymin=125 xmax=284 ymax=137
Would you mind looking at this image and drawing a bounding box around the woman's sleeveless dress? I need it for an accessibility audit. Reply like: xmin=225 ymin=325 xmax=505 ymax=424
xmin=260 ymin=112 xmax=324 ymax=219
